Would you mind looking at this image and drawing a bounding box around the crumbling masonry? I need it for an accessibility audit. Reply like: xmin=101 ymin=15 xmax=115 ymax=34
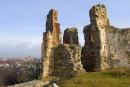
xmin=63 ymin=27 xmax=79 ymax=45
xmin=41 ymin=9 xmax=61 ymax=79
xmin=41 ymin=4 xmax=130 ymax=80
xmin=82 ymin=4 xmax=130 ymax=71
xmin=41 ymin=9 xmax=84 ymax=80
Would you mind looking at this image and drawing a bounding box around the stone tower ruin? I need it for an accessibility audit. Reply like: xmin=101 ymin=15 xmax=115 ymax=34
xmin=82 ymin=4 xmax=130 ymax=71
xmin=41 ymin=9 xmax=61 ymax=79
xmin=82 ymin=4 xmax=110 ymax=71
xmin=63 ymin=27 xmax=79 ymax=45
xmin=41 ymin=9 xmax=84 ymax=80
xmin=41 ymin=4 xmax=130 ymax=80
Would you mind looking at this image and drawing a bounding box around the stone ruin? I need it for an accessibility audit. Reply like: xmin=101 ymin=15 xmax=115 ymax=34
xmin=63 ymin=27 xmax=79 ymax=45
xmin=9 ymin=3 xmax=130 ymax=87
xmin=41 ymin=4 xmax=130 ymax=80
xmin=41 ymin=9 xmax=84 ymax=80
xmin=82 ymin=4 xmax=110 ymax=71
xmin=82 ymin=4 xmax=130 ymax=71
xmin=40 ymin=9 xmax=61 ymax=80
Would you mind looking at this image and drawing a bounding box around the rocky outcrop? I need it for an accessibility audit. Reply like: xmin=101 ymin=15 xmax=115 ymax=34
xmin=63 ymin=28 xmax=79 ymax=45
xmin=82 ymin=4 xmax=130 ymax=71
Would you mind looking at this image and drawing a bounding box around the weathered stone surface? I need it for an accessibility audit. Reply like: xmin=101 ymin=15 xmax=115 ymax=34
xmin=53 ymin=44 xmax=84 ymax=77
xmin=41 ymin=31 xmax=54 ymax=79
xmin=82 ymin=4 xmax=130 ymax=71
xmin=63 ymin=28 xmax=79 ymax=45
xmin=40 ymin=9 xmax=84 ymax=80
xmin=82 ymin=4 xmax=110 ymax=71
xmin=41 ymin=9 xmax=61 ymax=80
xmin=106 ymin=26 xmax=130 ymax=68
xmin=8 ymin=80 xmax=59 ymax=87
xmin=9 ymin=3 xmax=130 ymax=87
xmin=46 ymin=9 xmax=61 ymax=46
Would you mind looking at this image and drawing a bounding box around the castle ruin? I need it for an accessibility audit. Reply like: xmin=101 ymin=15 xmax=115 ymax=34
xmin=82 ymin=4 xmax=130 ymax=71
xmin=8 ymin=3 xmax=130 ymax=87
xmin=41 ymin=9 xmax=84 ymax=80
xmin=41 ymin=4 xmax=130 ymax=80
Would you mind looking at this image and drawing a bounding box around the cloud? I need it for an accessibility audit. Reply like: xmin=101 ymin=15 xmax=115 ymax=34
xmin=0 ymin=42 xmax=41 ymax=58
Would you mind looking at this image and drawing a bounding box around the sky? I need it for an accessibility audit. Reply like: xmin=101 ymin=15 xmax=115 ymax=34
xmin=0 ymin=0 xmax=130 ymax=58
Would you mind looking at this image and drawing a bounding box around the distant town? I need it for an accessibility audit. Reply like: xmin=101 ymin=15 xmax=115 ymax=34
xmin=0 ymin=56 xmax=41 ymax=87
xmin=0 ymin=56 xmax=40 ymax=67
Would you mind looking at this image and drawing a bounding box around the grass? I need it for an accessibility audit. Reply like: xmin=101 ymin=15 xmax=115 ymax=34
xmin=62 ymin=72 xmax=130 ymax=87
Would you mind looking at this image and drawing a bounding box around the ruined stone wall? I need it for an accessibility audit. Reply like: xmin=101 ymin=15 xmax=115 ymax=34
xmin=46 ymin=9 xmax=61 ymax=46
xmin=41 ymin=32 xmax=54 ymax=79
xmin=82 ymin=4 xmax=130 ymax=71
xmin=82 ymin=4 xmax=110 ymax=71
xmin=63 ymin=28 xmax=79 ymax=45
xmin=53 ymin=44 xmax=84 ymax=77
xmin=41 ymin=4 xmax=130 ymax=78
xmin=41 ymin=9 xmax=61 ymax=80
xmin=41 ymin=9 xmax=84 ymax=80
xmin=106 ymin=26 xmax=130 ymax=68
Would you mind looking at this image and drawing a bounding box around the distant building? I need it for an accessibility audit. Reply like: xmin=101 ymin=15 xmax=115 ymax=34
xmin=0 ymin=60 xmax=9 ymax=67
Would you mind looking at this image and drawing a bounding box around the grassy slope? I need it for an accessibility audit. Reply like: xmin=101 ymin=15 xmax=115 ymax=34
xmin=62 ymin=72 xmax=130 ymax=87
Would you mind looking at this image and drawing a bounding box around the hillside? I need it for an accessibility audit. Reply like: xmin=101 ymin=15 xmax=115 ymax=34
xmin=62 ymin=72 xmax=130 ymax=87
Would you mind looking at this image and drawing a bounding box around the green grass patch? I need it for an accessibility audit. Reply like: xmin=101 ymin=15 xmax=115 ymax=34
xmin=62 ymin=72 xmax=130 ymax=87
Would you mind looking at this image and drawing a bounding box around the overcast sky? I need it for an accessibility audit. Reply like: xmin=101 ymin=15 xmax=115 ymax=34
xmin=0 ymin=0 xmax=130 ymax=58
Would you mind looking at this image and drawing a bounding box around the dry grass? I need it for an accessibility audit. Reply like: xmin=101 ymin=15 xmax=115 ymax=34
xmin=105 ymin=67 xmax=130 ymax=77
xmin=62 ymin=68 xmax=130 ymax=87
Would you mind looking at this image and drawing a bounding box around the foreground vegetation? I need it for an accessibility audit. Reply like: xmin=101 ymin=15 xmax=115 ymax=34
xmin=62 ymin=68 xmax=130 ymax=87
